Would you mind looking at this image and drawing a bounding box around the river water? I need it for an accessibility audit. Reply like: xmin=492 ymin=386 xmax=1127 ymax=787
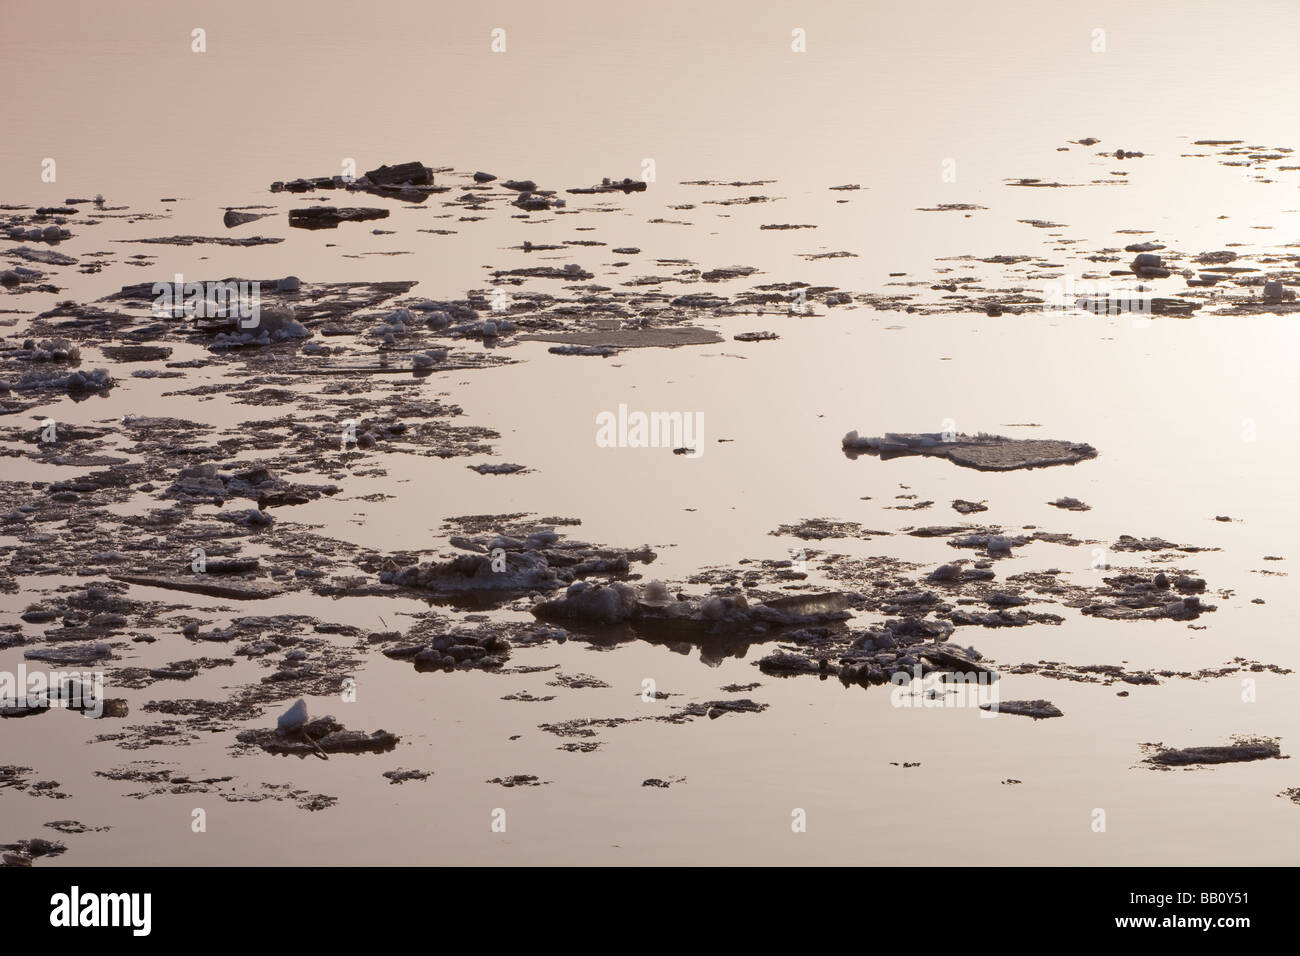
xmin=2 ymin=0 xmax=1299 ymax=865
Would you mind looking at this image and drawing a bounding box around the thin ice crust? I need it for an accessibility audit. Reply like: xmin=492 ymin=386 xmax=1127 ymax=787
xmin=842 ymin=432 xmax=1097 ymax=471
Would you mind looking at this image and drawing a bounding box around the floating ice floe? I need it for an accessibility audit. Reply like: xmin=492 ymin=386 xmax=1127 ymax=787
xmin=842 ymin=431 xmax=1097 ymax=472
